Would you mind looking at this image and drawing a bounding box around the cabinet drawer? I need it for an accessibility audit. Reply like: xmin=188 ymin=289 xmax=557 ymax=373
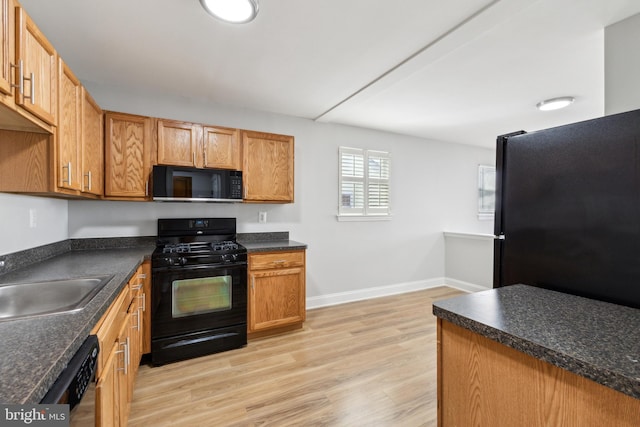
xmin=249 ymin=251 xmax=305 ymax=270
xmin=91 ymin=285 xmax=131 ymax=377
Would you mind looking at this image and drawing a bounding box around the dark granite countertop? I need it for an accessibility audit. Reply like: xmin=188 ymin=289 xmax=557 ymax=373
xmin=237 ymin=231 xmax=307 ymax=253
xmin=433 ymin=284 xmax=640 ymax=400
xmin=240 ymin=240 xmax=307 ymax=253
xmin=0 ymin=245 xmax=153 ymax=404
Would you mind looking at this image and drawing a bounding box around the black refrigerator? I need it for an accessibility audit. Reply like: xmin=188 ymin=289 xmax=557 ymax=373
xmin=493 ymin=108 xmax=640 ymax=309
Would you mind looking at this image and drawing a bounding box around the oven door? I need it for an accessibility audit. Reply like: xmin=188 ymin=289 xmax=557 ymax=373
xmin=151 ymin=263 xmax=247 ymax=365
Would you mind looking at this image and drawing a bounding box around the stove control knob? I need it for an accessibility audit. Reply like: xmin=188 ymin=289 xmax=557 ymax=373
xmin=164 ymin=257 xmax=175 ymax=266
xmin=179 ymin=257 xmax=188 ymax=266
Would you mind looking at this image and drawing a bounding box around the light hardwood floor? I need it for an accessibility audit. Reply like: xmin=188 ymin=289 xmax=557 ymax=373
xmin=128 ymin=287 xmax=465 ymax=427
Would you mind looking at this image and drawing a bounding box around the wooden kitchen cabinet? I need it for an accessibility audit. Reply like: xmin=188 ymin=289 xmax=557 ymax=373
xmin=57 ymin=58 xmax=81 ymax=192
xmin=248 ymin=250 xmax=306 ymax=337
xmin=157 ymin=119 xmax=241 ymax=170
xmin=242 ymin=130 xmax=294 ymax=202
xmin=141 ymin=260 xmax=152 ymax=354
xmin=437 ymin=319 xmax=640 ymax=427
xmin=92 ymin=264 xmax=148 ymax=427
xmin=95 ymin=341 xmax=118 ymax=427
xmin=157 ymin=119 xmax=200 ymax=167
xmin=202 ymin=125 xmax=240 ymax=169
xmin=105 ymin=111 xmax=153 ymax=199
xmin=80 ymin=87 xmax=103 ymax=196
xmin=15 ymin=5 xmax=57 ymax=125
xmin=0 ymin=0 xmax=53 ymax=133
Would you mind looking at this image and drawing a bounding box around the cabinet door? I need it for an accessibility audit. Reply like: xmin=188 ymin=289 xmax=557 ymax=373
xmin=116 ymin=317 xmax=131 ymax=427
xmin=203 ymin=125 xmax=239 ymax=170
xmin=104 ymin=112 xmax=151 ymax=199
xmin=249 ymin=266 xmax=305 ymax=332
xmin=242 ymin=131 xmax=294 ymax=202
xmin=15 ymin=7 xmax=56 ymax=125
xmin=0 ymin=0 xmax=11 ymax=95
xmin=157 ymin=119 xmax=201 ymax=167
xmin=127 ymin=295 xmax=140 ymax=400
xmin=81 ymin=88 xmax=103 ymax=196
xmin=141 ymin=261 xmax=151 ymax=354
xmin=57 ymin=58 xmax=81 ymax=191
xmin=95 ymin=342 xmax=119 ymax=427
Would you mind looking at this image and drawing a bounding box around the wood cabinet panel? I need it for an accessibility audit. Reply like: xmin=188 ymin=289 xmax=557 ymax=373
xmin=157 ymin=119 xmax=199 ymax=167
xmin=242 ymin=131 xmax=294 ymax=202
xmin=437 ymin=320 xmax=640 ymax=427
xmin=141 ymin=261 xmax=151 ymax=354
xmin=57 ymin=58 xmax=81 ymax=191
xmin=0 ymin=1 xmax=54 ymax=133
xmin=95 ymin=342 xmax=118 ymax=427
xmin=248 ymin=250 xmax=306 ymax=336
xmin=249 ymin=267 xmax=305 ymax=331
xmin=105 ymin=112 xmax=152 ymax=199
xmin=0 ymin=0 xmax=11 ymax=95
xmin=81 ymin=88 xmax=103 ymax=196
xmin=92 ymin=265 xmax=148 ymax=427
xmin=203 ymin=125 xmax=239 ymax=169
xmin=0 ymin=129 xmax=50 ymax=192
xmin=16 ymin=6 xmax=56 ymax=125
xmin=249 ymin=251 xmax=304 ymax=270
xmin=92 ymin=285 xmax=130 ymax=377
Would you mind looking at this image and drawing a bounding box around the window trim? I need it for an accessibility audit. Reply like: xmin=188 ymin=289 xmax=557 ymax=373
xmin=478 ymin=164 xmax=495 ymax=221
xmin=338 ymin=146 xmax=391 ymax=219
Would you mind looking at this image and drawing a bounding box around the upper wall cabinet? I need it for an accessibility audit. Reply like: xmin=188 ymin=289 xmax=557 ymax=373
xmin=242 ymin=131 xmax=294 ymax=203
xmin=0 ymin=0 xmax=54 ymax=133
xmin=15 ymin=5 xmax=57 ymax=125
xmin=157 ymin=119 xmax=200 ymax=167
xmin=105 ymin=111 xmax=152 ymax=200
xmin=203 ymin=125 xmax=240 ymax=170
xmin=157 ymin=119 xmax=240 ymax=170
xmin=57 ymin=58 xmax=81 ymax=193
xmin=81 ymin=88 xmax=103 ymax=196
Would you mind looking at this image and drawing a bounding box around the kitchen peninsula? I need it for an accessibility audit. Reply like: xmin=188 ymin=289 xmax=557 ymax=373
xmin=433 ymin=285 xmax=640 ymax=426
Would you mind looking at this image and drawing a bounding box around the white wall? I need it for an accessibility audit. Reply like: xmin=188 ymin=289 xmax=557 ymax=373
xmin=605 ymin=13 xmax=640 ymax=114
xmin=0 ymin=193 xmax=68 ymax=254
xmin=444 ymin=232 xmax=494 ymax=291
xmin=65 ymin=82 xmax=494 ymax=302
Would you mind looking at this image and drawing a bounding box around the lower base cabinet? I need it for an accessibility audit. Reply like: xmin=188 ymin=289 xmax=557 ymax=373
xmin=248 ymin=250 xmax=306 ymax=338
xmin=91 ymin=262 xmax=150 ymax=427
xmin=437 ymin=319 xmax=640 ymax=427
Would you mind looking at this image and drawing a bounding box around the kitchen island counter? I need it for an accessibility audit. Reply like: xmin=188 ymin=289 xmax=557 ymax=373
xmin=433 ymin=284 xmax=640 ymax=399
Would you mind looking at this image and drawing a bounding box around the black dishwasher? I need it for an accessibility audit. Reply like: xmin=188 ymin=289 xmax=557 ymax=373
xmin=40 ymin=335 xmax=99 ymax=423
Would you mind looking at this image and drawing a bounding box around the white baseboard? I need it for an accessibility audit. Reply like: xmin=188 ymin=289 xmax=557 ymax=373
xmin=306 ymin=278 xmax=447 ymax=310
xmin=306 ymin=277 xmax=491 ymax=310
xmin=442 ymin=278 xmax=492 ymax=293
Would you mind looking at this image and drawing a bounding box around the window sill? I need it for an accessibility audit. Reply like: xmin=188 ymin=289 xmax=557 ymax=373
xmin=478 ymin=213 xmax=495 ymax=221
xmin=336 ymin=214 xmax=392 ymax=222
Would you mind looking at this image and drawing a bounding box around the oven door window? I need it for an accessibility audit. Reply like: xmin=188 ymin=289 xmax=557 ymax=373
xmin=171 ymin=275 xmax=232 ymax=318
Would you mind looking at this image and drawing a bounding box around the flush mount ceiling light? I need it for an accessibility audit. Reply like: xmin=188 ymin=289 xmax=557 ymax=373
xmin=200 ymin=0 xmax=259 ymax=24
xmin=536 ymin=96 xmax=575 ymax=111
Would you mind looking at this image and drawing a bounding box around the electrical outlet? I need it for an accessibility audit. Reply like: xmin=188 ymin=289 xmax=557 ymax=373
xmin=258 ymin=211 xmax=267 ymax=224
xmin=29 ymin=208 xmax=37 ymax=228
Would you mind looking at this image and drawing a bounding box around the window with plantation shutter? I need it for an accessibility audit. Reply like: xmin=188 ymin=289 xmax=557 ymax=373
xmin=339 ymin=147 xmax=391 ymax=219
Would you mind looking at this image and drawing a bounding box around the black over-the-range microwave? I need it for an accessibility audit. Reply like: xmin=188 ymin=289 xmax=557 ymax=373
xmin=152 ymin=165 xmax=243 ymax=202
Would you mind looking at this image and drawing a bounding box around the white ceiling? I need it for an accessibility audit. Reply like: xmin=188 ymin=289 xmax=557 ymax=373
xmin=19 ymin=0 xmax=640 ymax=148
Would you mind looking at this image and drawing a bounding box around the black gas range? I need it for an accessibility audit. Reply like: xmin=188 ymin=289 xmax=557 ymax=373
xmin=151 ymin=218 xmax=247 ymax=365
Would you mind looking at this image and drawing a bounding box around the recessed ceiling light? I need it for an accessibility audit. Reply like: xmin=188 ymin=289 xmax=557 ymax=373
xmin=536 ymin=96 xmax=575 ymax=111
xmin=200 ymin=0 xmax=259 ymax=24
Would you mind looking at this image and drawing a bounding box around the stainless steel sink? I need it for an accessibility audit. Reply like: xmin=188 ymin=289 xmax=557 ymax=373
xmin=0 ymin=275 xmax=114 ymax=321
